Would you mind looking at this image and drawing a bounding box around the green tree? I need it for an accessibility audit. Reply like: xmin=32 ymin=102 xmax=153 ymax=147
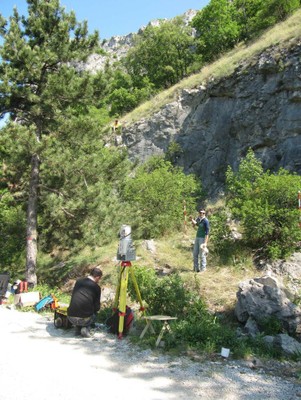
xmin=226 ymin=149 xmax=301 ymax=259
xmin=254 ymin=0 xmax=300 ymax=31
xmin=0 ymin=186 xmax=25 ymax=273
xmin=233 ymin=0 xmax=300 ymax=40
xmin=38 ymin=114 xmax=132 ymax=251
xmin=232 ymin=0 xmax=265 ymax=40
xmin=226 ymin=148 xmax=264 ymax=217
xmin=1 ymin=102 xmax=132 ymax=283
xmin=108 ymin=88 xmax=137 ymax=116
xmin=0 ymin=0 xmax=98 ymax=285
xmin=125 ymin=17 xmax=195 ymax=90
xmin=92 ymin=66 xmax=155 ymax=117
xmin=192 ymin=0 xmax=240 ymax=62
xmin=122 ymin=157 xmax=201 ymax=238
xmin=107 ymin=69 xmax=155 ymax=116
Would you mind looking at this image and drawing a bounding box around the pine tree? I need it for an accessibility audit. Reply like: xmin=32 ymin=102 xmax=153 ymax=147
xmin=0 ymin=0 xmax=98 ymax=285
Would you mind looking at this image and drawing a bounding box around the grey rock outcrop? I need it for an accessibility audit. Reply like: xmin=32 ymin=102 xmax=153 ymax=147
xmin=121 ymin=42 xmax=301 ymax=197
xmin=82 ymin=10 xmax=197 ymax=74
xmin=235 ymin=274 xmax=301 ymax=336
xmin=262 ymin=253 xmax=301 ymax=300
xmin=264 ymin=334 xmax=301 ymax=356
xmin=274 ymin=334 xmax=301 ymax=356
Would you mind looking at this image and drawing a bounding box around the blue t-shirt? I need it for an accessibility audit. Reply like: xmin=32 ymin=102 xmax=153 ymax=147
xmin=196 ymin=217 xmax=209 ymax=238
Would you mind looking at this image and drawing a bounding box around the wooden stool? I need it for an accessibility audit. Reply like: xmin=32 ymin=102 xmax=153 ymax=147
xmin=139 ymin=315 xmax=177 ymax=347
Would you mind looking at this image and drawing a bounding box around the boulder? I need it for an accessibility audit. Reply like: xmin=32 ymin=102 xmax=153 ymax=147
xmin=235 ymin=274 xmax=301 ymax=335
xmin=274 ymin=334 xmax=301 ymax=356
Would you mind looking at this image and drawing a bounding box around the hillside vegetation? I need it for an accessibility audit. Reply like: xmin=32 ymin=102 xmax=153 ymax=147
xmin=55 ymin=227 xmax=257 ymax=315
xmin=121 ymin=8 xmax=301 ymax=125
xmin=0 ymin=0 xmax=300 ymax=277
xmin=1 ymin=1 xmax=301 ymax=360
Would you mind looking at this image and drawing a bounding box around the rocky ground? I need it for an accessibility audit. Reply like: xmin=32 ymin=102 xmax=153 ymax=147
xmin=1 ymin=305 xmax=301 ymax=400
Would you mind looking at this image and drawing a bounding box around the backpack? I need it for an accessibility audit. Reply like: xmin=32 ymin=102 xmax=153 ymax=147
xmin=13 ymin=280 xmax=28 ymax=294
xmin=106 ymin=306 xmax=134 ymax=335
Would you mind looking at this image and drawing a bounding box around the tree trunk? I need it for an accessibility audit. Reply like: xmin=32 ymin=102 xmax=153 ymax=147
xmin=26 ymin=153 xmax=40 ymax=286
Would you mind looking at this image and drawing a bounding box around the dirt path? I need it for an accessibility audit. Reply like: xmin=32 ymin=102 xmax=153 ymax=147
xmin=0 ymin=306 xmax=300 ymax=400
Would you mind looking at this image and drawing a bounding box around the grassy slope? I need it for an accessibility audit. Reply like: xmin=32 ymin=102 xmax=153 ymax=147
xmin=63 ymin=225 xmax=257 ymax=317
xmin=120 ymin=9 xmax=301 ymax=126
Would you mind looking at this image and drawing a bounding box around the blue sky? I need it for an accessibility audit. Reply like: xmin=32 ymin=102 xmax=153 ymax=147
xmin=1 ymin=0 xmax=210 ymax=39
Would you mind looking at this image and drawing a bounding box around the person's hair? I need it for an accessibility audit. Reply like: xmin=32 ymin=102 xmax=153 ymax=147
xmin=90 ymin=267 xmax=103 ymax=278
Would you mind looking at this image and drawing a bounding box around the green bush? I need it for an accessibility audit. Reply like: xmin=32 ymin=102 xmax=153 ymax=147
xmin=122 ymin=156 xmax=201 ymax=239
xmin=127 ymin=267 xmax=239 ymax=352
xmin=149 ymin=273 xmax=191 ymax=318
xmin=127 ymin=266 xmax=157 ymax=302
xmin=208 ymin=210 xmax=234 ymax=262
xmin=127 ymin=266 xmax=191 ymax=318
xmin=170 ymin=299 xmax=237 ymax=351
xmin=226 ymin=149 xmax=301 ymax=259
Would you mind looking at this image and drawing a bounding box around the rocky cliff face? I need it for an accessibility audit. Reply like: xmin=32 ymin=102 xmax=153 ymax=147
xmin=82 ymin=10 xmax=197 ymax=73
xmin=120 ymin=42 xmax=301 ymax=197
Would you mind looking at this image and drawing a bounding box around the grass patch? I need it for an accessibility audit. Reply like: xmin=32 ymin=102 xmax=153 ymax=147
xmin=32 ymin=224 xmax=298 ymax=361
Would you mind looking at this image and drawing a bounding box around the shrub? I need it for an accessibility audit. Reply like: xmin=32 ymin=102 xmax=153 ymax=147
xmin=226 ymin=149 xmax=301 ymax=259
xmin=122 ymin=156 xmax=201 ymax=239
xmin=208 ymin=210 xmax=233 ymax=261
xmin=127 ymin=267 xmax=238 ymax=352
xmin=166 ymin=298 xmax=238 ymax=351
xmin=127 ymin=266 xmax=191 ymax=318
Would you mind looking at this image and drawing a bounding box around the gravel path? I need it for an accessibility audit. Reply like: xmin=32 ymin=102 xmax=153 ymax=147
xmin=0 ymin=305 xmax=300 ymax=400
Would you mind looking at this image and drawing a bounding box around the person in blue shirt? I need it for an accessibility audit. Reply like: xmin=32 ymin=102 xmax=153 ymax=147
xmin=190 ymin=209 xmax=210 ymax=272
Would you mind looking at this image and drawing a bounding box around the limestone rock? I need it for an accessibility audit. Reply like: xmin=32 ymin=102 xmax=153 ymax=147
xmin=80 ymin=10 xmax=197 ymax=73
xmin=235 ymin=274 xmax=301 ymax=335
xmin=121 ymin=41 xmax=301 ymax=198
xmin=274 ymin=334 xmax=301 ymax=356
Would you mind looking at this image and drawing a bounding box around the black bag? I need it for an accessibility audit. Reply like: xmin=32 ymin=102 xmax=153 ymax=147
xmin=106 ymin=306 xmax=134 ymax=335
xmin=0 ymin=273 xmax=10 ymax=297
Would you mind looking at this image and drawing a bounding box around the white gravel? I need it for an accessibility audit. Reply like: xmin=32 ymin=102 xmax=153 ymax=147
xmin=0 ymin=305 xmax=300 ymax=400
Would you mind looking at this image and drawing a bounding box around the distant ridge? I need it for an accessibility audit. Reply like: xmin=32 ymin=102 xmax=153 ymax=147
xmin=82 ymin=9 xmax=198 ymax=73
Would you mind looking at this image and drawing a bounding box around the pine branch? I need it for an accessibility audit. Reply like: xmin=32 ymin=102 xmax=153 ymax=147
xmin=61 ymin=207 xmax=75 ymax=218
xmin=40 ymin=184 xmax=65 ymax=197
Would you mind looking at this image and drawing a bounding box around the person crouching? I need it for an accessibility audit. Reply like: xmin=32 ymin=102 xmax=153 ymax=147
xmin=67 ymin=267 xmax=102 ymax=337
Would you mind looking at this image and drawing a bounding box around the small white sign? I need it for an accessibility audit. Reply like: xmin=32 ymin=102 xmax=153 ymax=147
xmin=221 ymin=347 xmax=230 ymax=358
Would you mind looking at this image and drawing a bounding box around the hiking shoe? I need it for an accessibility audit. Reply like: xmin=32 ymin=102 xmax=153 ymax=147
xmin=200 ymin=268 xmax=207 ymax=272
xmin=80 ymin=327 xmax=92 ymax=338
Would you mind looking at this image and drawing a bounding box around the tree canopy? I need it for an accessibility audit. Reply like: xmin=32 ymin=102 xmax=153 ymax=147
xmin=192 ymin=0 xmax=240 ymax=62
xmin=0 ymin=0 xmax=99 ymax=285
xmin=191 ymin=0 xmax=300 ymax=62
xmin=125 ymin=17 xmax=196 ymax=90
